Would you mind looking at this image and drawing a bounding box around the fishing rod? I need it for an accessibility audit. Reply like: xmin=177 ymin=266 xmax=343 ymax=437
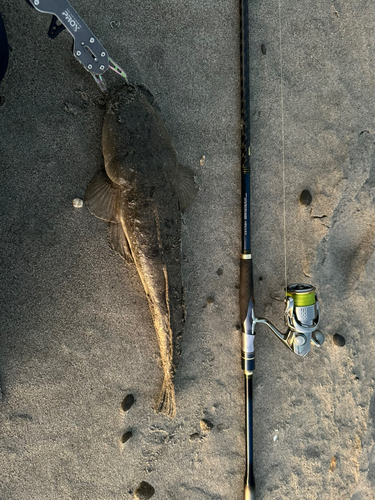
xmin=239 ymin=1 xmax=325 ymax=498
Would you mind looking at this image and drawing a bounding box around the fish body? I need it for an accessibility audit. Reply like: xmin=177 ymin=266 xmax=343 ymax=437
xmin=85 ymin=86 xmax=194 ymax=418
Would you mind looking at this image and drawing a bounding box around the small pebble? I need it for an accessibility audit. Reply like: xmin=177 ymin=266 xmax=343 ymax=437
xmin=200 ymin=419 xmax=214 ymax=433
xmin=206 ymin=296 xmax=214 ymax=305
xmin=261 ymin=44 xmax=267 ymax=55
xmin=121 ymin=394 xmax=135 ymax=412
xmin=134 ymin=481 xmax=155 ymax=500
xmin=72 ymin=198 xmax=83 ymax=208
xmin=329 ymin=456 xmax=337 ymax=472
xmin=200 ymin=155 xmax=206 ymax=166
xmin=216 ymin=268 xmax=223 ymax=276
xmin=110 ymin=20 xmax=120 ymax=29
xmin=300 ymin=189 xmax=312 ymax=206
xmin=121 ymin=431 xmax=132 ymax=444
xmin=333 ymin=334 xmax=346 ymax=347
xmin=273 ymin=435 xmax=278 ymax=442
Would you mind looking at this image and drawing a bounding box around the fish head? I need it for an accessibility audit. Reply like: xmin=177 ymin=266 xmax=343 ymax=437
xmin=102 ymin=86 xmax=178 ymax=188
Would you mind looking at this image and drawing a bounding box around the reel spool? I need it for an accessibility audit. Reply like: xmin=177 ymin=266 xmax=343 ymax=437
xmin=256 ymin=284 xmax=324 ymax=357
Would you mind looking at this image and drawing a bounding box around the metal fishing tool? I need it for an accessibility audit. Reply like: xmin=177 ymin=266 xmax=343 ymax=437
xmin=25 ymin=0 xmax=127 ymax=92
xmin=239 ymin=0 xmax=324 ymax=498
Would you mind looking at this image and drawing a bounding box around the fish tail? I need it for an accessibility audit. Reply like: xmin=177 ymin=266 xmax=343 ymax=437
xmin=156 ymin=373 xmax=176 ymax=419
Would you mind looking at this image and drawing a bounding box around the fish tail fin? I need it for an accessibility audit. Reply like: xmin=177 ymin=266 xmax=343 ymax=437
xmin=156 ymin=373 xmax=176 ymax=419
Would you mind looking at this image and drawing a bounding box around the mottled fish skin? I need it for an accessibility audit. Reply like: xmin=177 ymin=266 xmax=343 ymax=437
xmin=85 ymin=86 xmax=194 ymax=418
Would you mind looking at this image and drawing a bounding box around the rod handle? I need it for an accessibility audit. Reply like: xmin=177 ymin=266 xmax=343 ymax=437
xmin=240 ymin=256 xmax=254 ymax=325
xmin=240 ymin=257 xmax=255 ymax=373
xmin=244 ymin=484 xmax=256 ymax=500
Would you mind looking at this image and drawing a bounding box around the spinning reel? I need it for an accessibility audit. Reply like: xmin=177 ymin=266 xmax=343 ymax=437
xmin=255 ymin=284 xmax=324 ymax=357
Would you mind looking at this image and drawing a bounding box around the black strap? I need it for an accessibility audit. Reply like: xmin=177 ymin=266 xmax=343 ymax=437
xmin=0 ymin=13 xmax=9 ymax=84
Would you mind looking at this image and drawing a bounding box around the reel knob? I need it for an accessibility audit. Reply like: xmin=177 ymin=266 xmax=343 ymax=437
xmin=312 ymin=330 xmax=325 ymax=347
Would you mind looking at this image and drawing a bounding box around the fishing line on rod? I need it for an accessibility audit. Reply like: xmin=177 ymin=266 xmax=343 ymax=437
xmin=278 ymin=0 xmax=288 ymax=296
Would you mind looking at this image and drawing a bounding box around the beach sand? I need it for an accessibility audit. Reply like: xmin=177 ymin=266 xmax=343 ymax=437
xmin=0 ymin=1 xmax=374 ymax=499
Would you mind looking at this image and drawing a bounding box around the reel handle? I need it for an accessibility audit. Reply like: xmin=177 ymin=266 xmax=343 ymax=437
xmin=256 ymin=284 xmax=324 ymax=357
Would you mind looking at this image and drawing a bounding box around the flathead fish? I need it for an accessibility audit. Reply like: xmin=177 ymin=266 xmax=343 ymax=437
xmin=84 ymin=85 xmax=195 ymax=418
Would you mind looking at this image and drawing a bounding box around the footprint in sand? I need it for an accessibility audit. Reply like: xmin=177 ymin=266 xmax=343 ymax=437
xmin=189 ymin=419 xmax=214 ymax=441
xmin=189 ymin=432 xmax=201 ymax=441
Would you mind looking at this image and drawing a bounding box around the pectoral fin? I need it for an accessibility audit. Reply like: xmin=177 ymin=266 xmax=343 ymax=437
xmin=108 ymin=221 xmax=133 ymax=263
xmin=172 ymin=164 xmax=197 ymax=211
xmin=84 ymin=171 xmax=119 ymax=222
